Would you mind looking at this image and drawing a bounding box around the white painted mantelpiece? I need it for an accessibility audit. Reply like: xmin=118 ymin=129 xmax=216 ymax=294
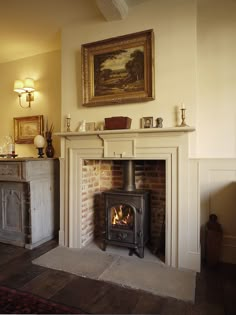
xmin=56 ymin=127 xmax=200 ymax=272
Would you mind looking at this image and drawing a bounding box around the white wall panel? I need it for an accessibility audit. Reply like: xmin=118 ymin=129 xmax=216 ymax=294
xmin=200 ymin=159 xmax=236 ymax=263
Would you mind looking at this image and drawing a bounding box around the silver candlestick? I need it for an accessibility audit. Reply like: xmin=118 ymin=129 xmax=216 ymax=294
xmin=179 ymin=108 xmax=188 ymax=127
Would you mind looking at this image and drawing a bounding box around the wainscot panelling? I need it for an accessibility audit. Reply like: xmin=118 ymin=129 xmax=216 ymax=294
xmin=199 ymin=159 xmax=236 ymax=264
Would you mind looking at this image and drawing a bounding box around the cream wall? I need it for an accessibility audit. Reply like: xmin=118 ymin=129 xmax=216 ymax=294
xmin=0 ymin=51 xmax=61 ymax=157
xmin=61 ymin=0 xmax=236 ymax=159
xmin=197 ymin=0 xmax=236 ymax=158
xmin=61 ymin=0 xmax=197 ymax=137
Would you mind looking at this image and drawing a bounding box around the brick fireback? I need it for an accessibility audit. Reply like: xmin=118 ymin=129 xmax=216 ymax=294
xmin=81 ymin=160 xmax=166 ymax=249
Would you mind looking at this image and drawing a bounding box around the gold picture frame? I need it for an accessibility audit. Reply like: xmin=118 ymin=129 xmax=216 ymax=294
xmin=82 ymin=29 xmax=155 ymax=106
xmin=14 ymin=115 xmax=44 ymax=144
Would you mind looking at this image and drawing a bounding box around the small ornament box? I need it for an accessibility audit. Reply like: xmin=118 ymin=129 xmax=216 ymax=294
xmin=104 ymin=116 xmax=132 ymax=130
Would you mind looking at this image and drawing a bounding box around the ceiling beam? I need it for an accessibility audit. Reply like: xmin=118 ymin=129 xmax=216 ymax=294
xmin=96 ymin=0 xmax=129 ymax=21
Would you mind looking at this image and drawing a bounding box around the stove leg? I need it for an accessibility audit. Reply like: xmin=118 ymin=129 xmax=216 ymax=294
xmin=101 ymin=241 xmax=106 ymax=251
xmin=129 ymin=248 xmax=135 ymax=256
xmin=137 ymin=246 xmax=144 ymax=258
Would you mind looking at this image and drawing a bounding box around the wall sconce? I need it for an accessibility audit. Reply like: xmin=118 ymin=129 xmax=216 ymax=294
xmin=14 ymin=78 xmax=35 ymax=108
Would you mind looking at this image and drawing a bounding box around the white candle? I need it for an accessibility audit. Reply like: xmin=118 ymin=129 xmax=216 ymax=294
xmin=181 ymin=103 xmax=186 ymax=110
xmin=67 ymin=113 xmax=71 ymax=119
xmin=8 ymin=143 xmax=15 ymax=154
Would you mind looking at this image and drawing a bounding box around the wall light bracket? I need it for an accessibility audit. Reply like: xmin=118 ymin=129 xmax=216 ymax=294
xmin=14 ymin=78 xmax=35 ymax=108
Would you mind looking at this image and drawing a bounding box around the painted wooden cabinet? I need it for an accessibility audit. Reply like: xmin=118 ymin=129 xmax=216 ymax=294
xmin=0 ymin=158 xmax=59 ymax=249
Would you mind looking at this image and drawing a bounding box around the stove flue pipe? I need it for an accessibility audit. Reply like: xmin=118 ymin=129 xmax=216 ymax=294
xmin=123 ymin=160 xmax=136 ymax=191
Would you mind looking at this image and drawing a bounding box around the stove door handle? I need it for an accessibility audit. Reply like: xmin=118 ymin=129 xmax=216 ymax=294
xmin=137 ymin=231 xmax=143 ymax=238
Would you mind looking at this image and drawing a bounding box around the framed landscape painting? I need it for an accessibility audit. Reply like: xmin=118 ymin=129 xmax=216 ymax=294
xmin=14 ymin=115 xmax=44 ymax=144
xmin=82 ymin=29 xmax=154 ymax=106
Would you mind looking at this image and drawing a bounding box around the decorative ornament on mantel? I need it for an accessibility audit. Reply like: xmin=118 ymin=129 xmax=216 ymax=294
xmin=156 ymin=117 xmax=163 ymax=128
xmin=179 ymin=103 xmax=189 ymax=127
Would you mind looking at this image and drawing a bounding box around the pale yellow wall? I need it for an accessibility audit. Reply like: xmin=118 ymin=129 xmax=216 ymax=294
xmin=61 ymin=0 xmax=197 ymax=139
xmin=0 ymin=50 xmax=61 ymax=158
xmin=197 ymin=0 xmax=236 ymax=157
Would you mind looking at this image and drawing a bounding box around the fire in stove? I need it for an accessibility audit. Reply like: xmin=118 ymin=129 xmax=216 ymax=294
xmin=111 ymin=204 xmax=134 ymax=229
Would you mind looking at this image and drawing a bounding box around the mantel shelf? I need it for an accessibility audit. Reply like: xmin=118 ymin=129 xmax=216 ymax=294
xmin=55 ymin=126 xmax=195 ymax=138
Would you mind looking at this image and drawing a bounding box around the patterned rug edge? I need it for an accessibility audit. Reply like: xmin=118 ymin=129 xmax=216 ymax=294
xmin=0 ymin=285 xmax=87 ymax=314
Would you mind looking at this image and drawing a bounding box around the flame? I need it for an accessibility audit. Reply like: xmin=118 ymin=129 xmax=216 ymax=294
xmin=112 ymin=207 xmax=120 ymax=225
xmin=111 ymin=205 xmax=133 ymax=228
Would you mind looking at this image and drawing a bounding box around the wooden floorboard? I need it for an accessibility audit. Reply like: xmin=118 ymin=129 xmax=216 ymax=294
xmin=0 ymin=243 xmax=27 ymax=266
xmin=21 ymin=269 xmax=76 ymax=299
xmin=0 ymin=239 xmax=235 ymax=314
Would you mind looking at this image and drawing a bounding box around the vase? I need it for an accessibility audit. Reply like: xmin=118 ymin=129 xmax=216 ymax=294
xmin=45 ymin=139 xmax=54 ymax=158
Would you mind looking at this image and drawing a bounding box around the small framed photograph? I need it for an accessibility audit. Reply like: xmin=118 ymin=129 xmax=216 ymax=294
xmin=14 ymin=115 xmax=44 ymax=144
xmin=85 ymin=122 xmax=96 ymax=131
xmin=141 ymin=116 xmax=153 ymax=128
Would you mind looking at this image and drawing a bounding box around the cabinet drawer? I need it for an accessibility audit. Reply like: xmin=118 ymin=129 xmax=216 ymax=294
xmin=0 ymin=162 xmax=22 ymax=180
xmin=104 ymin=138 xmax=136 ymax=158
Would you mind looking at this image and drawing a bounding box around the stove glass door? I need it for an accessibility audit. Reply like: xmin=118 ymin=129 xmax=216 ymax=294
xmin=110 ymin=204 xmax=134 ymax=230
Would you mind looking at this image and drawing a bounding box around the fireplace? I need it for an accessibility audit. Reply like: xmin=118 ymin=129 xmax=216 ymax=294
xmin=56 ymin=127 xmax=200 ymax=272
xmin=103 ymin=161 xmax=150 ymax=258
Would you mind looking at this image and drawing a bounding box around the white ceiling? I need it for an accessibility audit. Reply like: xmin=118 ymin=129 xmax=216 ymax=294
xmin=0 ymin=0 xmax=149 ymax=64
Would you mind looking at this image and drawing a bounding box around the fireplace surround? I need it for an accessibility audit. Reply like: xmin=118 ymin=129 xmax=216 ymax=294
xmin=56 ymin=127 xmax=200 ymax=272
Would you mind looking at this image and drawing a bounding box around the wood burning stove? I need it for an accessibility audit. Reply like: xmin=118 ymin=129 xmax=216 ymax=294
xmin=103 ymin=161 xmax=150 ymax=258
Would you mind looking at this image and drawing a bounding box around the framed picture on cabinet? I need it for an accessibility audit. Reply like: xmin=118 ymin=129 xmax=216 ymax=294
xmin=14 ymin=115 xmax=44 ymax=144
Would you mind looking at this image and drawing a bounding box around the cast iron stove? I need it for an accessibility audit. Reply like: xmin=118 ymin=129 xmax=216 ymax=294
xmin=103 ymin=160 xmax=150 ymax=258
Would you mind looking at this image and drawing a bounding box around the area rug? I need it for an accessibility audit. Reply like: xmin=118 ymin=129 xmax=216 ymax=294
xmin=33 ymin=245 xmax=196 ymax=302
xmin=0 ymin=285 xmax=85 ymax=314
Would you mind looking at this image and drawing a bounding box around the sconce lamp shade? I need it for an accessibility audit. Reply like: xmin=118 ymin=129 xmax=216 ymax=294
xmin=34 ymin=135 xmax=45 ymax=148
xmin=24 ymin=78 xmax=35 ymax=92
xmin=14 ymin=80 xmax=25 ymax=93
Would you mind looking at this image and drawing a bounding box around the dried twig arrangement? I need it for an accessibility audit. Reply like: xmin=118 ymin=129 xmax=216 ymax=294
xmin=45 ymin=122 xmax=54 ymax=140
